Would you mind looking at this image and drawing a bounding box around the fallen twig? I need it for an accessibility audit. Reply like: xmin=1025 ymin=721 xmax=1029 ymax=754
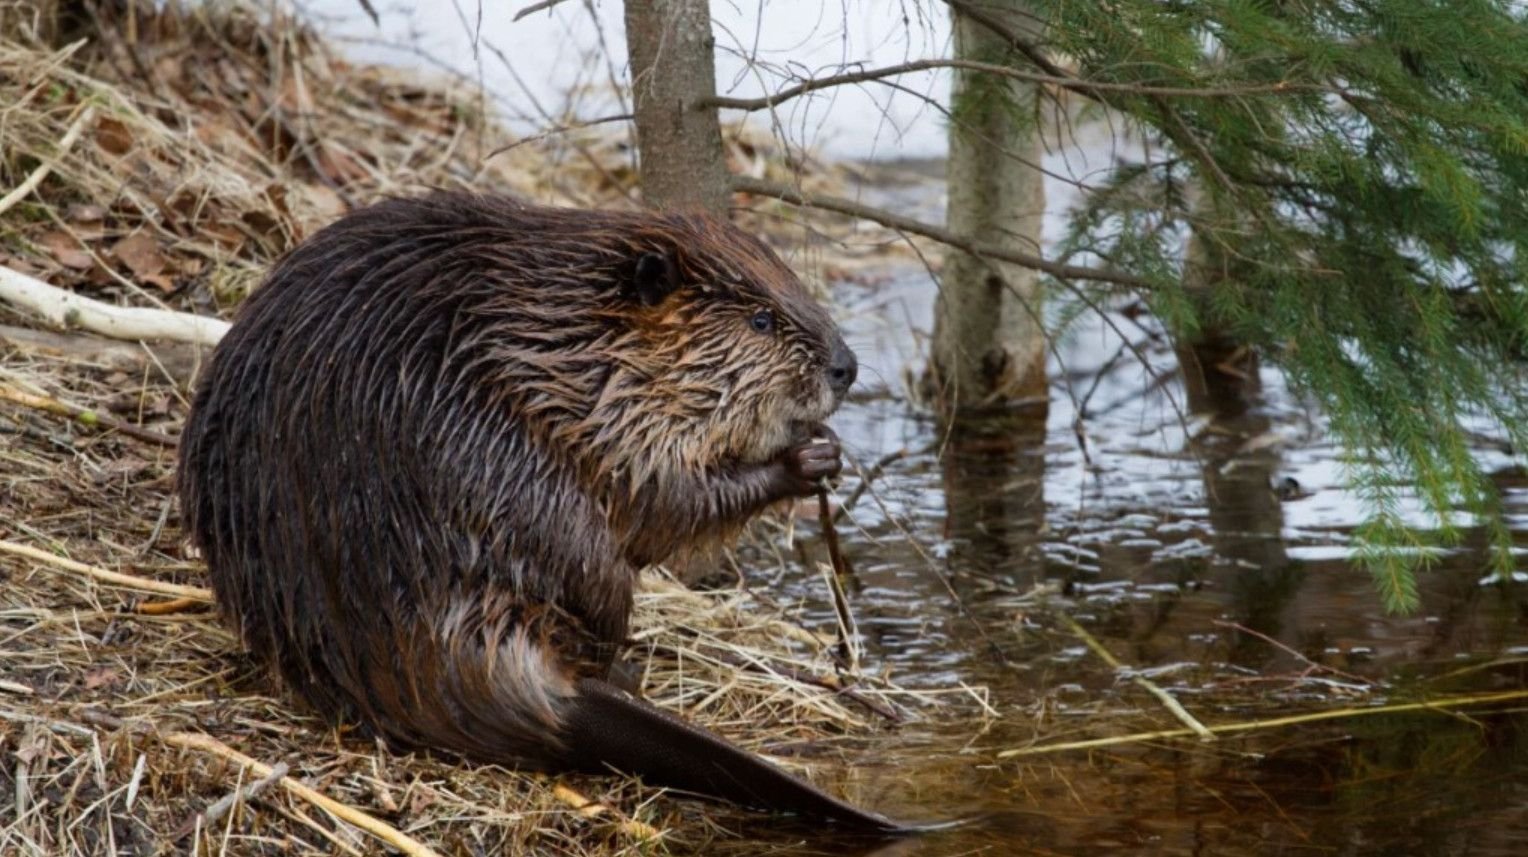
xmin=0 ymin=538 xmax=212 ymax=601
xmin=1212 ymin=619 xmax=1373 ymax=687
xmin=997 ymin=689 xmax=1528 ymax=758
xmin=0 ymin=104 xmax=96 ymax=217
xmin=0 ymin=324 xmax=206 ymax=379
xmin=173 ymin=760 xmax=290 ymax=841
xmin=0 ymin=383 xmax=178 ymax=446
xmin=167 ymin=731 xmax=438 ymax=856
xmin=1057 ymin=612 xmax=1214 ymax=740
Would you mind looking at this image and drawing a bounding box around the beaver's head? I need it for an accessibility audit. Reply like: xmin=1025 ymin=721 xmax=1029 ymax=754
xmin=578 ymin=213 xmax=857 ymax=480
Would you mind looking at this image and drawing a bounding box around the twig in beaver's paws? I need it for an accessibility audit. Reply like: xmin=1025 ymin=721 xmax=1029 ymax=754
xmin=816 ymin=489 xmax=861 ymax=674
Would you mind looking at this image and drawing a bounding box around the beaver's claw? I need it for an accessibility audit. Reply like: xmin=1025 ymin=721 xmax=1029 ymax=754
xmin=776 ymin=426 xmax=843 ymax=496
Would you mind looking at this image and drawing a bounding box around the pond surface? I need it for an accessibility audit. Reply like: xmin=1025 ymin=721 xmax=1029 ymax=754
xmin=691 ymin=192 xmax=1528 ymax=854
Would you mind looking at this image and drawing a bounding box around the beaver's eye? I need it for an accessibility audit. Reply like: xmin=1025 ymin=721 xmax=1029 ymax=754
xmin=749 ymin=309 xmax=775 ymax=334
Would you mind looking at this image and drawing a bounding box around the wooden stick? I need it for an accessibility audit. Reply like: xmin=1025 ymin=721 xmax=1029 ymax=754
xmin=0 ymin=383 xmax=178 ymax=446
xmin=0 ymin=105 xmax=95 ymax=217
xmin=0 ymin=538 xmax=212 ymax=601
xmin=1057 ymin=612 xmax=1214 ymax=740
xmin=0 ymin=265 xmax=230 ymax=346
xmin=0 ymin=324 xmax=205 ymax=379
xmin=997 ymin=689 xmax=1528 ymax=758
xmin=815 ymin=490 xmax=860 ymax=673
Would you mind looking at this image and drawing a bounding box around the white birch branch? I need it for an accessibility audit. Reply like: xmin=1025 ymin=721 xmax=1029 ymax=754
xmin=0 ymin=265 xmax=229 ymax=346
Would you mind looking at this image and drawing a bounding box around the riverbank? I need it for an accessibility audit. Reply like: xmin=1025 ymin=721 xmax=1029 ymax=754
xmin=0 ymin=5 xmax=952 ymax=854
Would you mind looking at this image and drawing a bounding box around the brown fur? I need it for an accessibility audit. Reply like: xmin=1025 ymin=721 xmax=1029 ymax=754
xmin=178 ymin=192 xmax=856 ymax=768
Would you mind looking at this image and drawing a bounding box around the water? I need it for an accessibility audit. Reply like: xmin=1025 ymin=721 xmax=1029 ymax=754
xmin=684 ymin=259 xmax=1528 ymax=854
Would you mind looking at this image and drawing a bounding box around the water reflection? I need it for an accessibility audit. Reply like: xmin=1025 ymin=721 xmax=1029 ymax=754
xmin=1177 ymin=337 xmax=1305 ymax=668
xmin=940 ymin=409 xmax=1048 ymax=591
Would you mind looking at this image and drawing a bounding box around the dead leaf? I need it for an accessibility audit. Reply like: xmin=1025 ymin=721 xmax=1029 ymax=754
xmin=297 ymin=182 xmax=346 ymax=220
xmin=142 ymin=274 xmax=176 ymax=292
xmin=38 ymin=231 xmax=94 ymax=270
xmin=111 ymin=232 xmax=166 ymax=280
xmin=95 ymin=117 xmax=134 ymax=155
xmin=83 ymin=667 xmax=120 ymax=690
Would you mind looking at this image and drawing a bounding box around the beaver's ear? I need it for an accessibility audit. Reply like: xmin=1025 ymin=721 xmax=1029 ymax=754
xmin=629 ymin=251 xmax=680 ymax=307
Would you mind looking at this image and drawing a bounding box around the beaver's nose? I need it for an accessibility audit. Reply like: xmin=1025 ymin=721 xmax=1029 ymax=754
xmin=827 ymin=341 xmax=858 ymax=400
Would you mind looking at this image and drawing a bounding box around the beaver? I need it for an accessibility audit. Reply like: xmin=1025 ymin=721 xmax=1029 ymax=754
xmin=177 ymin=192 xmax=908 ymax=831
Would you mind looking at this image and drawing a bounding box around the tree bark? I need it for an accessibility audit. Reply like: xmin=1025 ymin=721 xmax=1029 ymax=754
xmin=928 ymin=0 xmax=1047 ymax=415
xmin=623 ymin=0 xmax=730 ymax=217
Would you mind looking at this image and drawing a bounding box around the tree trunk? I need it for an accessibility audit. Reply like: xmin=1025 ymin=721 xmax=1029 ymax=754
xmin=927 ymin=0 xmax=1047 ymax=416
xmin=1176 ymin=185 xmax=1261 ymax=417
xmin=623 ymin=0 xmax=730 ymax=217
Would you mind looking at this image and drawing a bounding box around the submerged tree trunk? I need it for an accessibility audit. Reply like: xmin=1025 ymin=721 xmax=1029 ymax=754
xmin=623 ymin=0 xmax=730 ymax=217
xmin=1177 ymin=186 xmax=1261 ymax=417
xmin=927 ymin=0 xmax=1047 ymax=415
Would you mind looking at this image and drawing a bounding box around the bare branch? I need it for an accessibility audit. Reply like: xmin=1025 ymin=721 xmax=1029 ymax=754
xmin=484 ymin=113 xmax=634 ymax=159
xmin=730 ymin=176 xmax=1153 ymax=290
xmin=702 ymin=59 xmax=1321 ymax=113
xmin=513 ymin=0 xmax=574 ymax=22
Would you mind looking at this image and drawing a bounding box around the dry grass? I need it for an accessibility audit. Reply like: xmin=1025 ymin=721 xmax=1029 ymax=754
xmin=0 ymin=4 xmax=950 ymax=854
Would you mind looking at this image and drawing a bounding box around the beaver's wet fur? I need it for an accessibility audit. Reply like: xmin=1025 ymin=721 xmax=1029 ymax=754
xmin=177 ymin=192 xmax=912 ymax=830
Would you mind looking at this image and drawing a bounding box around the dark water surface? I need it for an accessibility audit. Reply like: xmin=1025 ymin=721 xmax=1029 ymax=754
xmin=694 ymin=263 xmax=1528 ymax=855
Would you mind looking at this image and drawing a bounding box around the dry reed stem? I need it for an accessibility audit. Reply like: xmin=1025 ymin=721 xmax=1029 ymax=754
xmin=159 ymin=731 xmax=442 ymax=857
xmin=549 ymin=783 xmax=664 ymax=842
xmin=0 ymin=538 xmax=212 ymax=600
xmin=1056 ymin=612 xmax=1214 ymax=740
xmin=998 ymin=688 xmax=1528 ymax=758
xmin=0 ymin=103 xmax=96 ymax=217
xmin=0 ymin=383 xmax=178 ymax=445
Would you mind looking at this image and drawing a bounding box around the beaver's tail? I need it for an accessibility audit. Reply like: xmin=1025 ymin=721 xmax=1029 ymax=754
xmin=557 ymin=677 xmax=918 ymax=833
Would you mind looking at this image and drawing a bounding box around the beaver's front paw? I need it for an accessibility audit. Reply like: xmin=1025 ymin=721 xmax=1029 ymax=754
xmin=775 ymin=427 xmax=843 ymax=496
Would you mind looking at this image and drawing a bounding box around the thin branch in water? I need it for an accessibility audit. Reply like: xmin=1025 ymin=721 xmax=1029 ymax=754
xmin=834 ymin=447 xmax=913 ymax=523
xmin=1056 ymin=612 xmax=1214 ymax=740
xmin=997 ymin=689 xmax=1528 ymax=758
